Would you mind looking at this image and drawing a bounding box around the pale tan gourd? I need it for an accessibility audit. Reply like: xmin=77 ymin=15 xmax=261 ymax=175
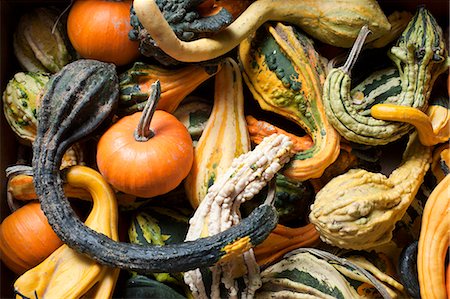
xmin=310 ymin=132 xmax=431 ymax=250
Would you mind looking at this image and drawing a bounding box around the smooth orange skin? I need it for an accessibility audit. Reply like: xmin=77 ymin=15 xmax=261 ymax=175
xmin=96 ymin=110 xmax=194 ymax=198
xmin=67 ymin=0 xmax=140 ymax=66
xmin=0 ymin=202 xmax=63 ymax=274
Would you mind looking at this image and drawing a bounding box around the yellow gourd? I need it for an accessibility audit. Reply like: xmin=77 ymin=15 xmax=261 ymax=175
xmin=14 ymin=166 xmax=120 ymax=299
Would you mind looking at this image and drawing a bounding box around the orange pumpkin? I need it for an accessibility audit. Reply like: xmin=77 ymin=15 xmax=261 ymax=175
xmin=0 ymin=202 xmax=63 ymax=274
xmin=96 ymin=81 xmax=194 ymax=198
xmin=67 ymin=0 xmax=139 ymax=66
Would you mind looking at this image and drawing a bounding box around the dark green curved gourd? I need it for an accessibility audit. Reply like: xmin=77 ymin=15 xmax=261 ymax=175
xmin=323 ymin=7 xmax=448 ymax=145
xmin=32 ymin=58 xmax=278 ymax=274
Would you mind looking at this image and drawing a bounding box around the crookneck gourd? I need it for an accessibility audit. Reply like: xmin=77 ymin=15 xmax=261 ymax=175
xmin=129 ymin=0 xmax=234 ymax=65
xmin=310 ymin=132 xmax=431 ymax=250
xmin=323 ymin=7 xmax=448 ymax=145
xmin=184 ymin=134 xmax=294 ymax=299
xmin=184 ymin=58 xmax=250 ymax=208
xmin=32 ymin=58 xmax=280 ymax=273
xmin=371 ymin=94 xmax=450 ymax=146
xmin=14 ymin=166 xmax=120 ymax=299
xmin=13 ymin=7 xmax=75 ymax=73
xmin=133 ymin=0 xmax=390 ymax=63
xmin=119 ymin=61 xmax=219 ymax=114
xmin=239 ymin=22 xmax=340 ymax=181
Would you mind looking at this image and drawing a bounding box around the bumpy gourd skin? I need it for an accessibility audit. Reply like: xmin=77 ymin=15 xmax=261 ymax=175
xmin=32 ymin=59 xmax=279 ymax=274
xmin=323 ymin=7 xmax=448 ymax=145
xmin=129 ymin=0 xmax=233 ymax=65
xmin=239 ymin=22 xmax=340 ymax=181
xmin=310 ymin=132 xmax=431 ymax=250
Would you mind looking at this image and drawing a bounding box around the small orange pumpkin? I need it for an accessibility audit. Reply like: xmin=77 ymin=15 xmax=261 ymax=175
xmin=67 ymin=0 xmax=139 ymax=66
xmin=97 ymin=81 xmax=194 ymax=198
xmin=0 ymin=202 xmax=63 ymax=274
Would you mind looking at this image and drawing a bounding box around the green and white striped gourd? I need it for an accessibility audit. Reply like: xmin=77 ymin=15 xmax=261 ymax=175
xmin=323 ymin=7 xmax=448 ymax=145
xmin=257 ymin=248 xmax=399 ymax=299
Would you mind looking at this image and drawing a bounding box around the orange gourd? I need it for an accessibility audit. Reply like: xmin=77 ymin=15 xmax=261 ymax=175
xmin=96 ymin=81 xmax=194 ymax=198
xmin=67 ymin=0 xmax=139 ymax=66
xmin=0 ymin=202 xmax=63 ymax=274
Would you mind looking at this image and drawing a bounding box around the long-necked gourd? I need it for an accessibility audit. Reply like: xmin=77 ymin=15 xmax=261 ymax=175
xmin=323 ymin=7 xmax=448 ymax=145
xmin=32 ymin=59 xmax=280 ymax=274
xmin=309 ymin=132 xmax=431 ymax=250
xmin=371 ymin=94 xmax=450 ymax=146
xmin=184 ymin=58 xmax=250 ymax=208
xmin=239 ymin=22 xmax=340 ymax=181
xmin=133 ymin=0 xmax=390 ymax=62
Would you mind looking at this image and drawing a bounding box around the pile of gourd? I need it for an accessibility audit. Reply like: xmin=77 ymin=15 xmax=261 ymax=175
xmin=1 ymin=0 xmax=449 ymax=298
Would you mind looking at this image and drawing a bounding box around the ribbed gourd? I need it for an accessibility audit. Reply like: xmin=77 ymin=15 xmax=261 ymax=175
xmin=183 ymin=134 xmax=294 ymax=299
xmin=119 ymin=62 xmax=218 ymax=114
xmin=3 ymin=72 xmax=50 ymax=144
xmin=323 ymin=7 xmax=448 ymax=145
xmin=310 ymin=132 xmax=431 ymax=250
xmin=239 ymin=22 xmax=340 ymax=181
xmin=31 ymin=59 xmax=279 ymax=274
xmin=184 ymin=58 xmax=250 ymax=208
xmin=13 ymin=7 xmax=75 ymax=73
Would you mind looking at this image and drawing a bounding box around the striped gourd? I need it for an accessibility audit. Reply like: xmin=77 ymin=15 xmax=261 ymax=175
xmin=257 ymin=248 xmax=397 ymax=299
xmin=239 ymin=22 xmax=340 ymax=181
xmin=323 ymin=7 xmax=448 ymax=145
xmin=184 ymin=57 xmax=250 ymax=208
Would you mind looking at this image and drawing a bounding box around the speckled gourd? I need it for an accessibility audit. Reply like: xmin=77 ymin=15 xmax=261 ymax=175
xmin=239 ymin=22 xmax=340 ymax=181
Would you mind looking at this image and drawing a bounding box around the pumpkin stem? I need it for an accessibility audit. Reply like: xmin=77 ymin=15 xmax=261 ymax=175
xmin=340 ymin=25 xmax=371 ymax=74
xmin=134 ymin=80 xmax=161 ymax=142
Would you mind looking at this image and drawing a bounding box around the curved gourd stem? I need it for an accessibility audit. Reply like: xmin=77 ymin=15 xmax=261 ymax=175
xmin=134 ymin=80 xmax=161 ymax=141
xmin=340 ymin=25 xmax=371 ymax=74
xmin=371 ymin=103 xmax=449 ymax=146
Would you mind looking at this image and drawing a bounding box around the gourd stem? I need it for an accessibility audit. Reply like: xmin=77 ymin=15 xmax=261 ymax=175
xmin=134 ymin=80 xmax=161 ymax=142
xmin=340 ymin=25 xmax=371 ymax=74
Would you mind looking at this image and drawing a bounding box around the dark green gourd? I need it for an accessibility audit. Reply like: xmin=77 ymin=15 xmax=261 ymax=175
xmin=32 ymin=59 xmax=277 ymax=273
xmin=323 ymin=7 xmax=448 ymax=145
